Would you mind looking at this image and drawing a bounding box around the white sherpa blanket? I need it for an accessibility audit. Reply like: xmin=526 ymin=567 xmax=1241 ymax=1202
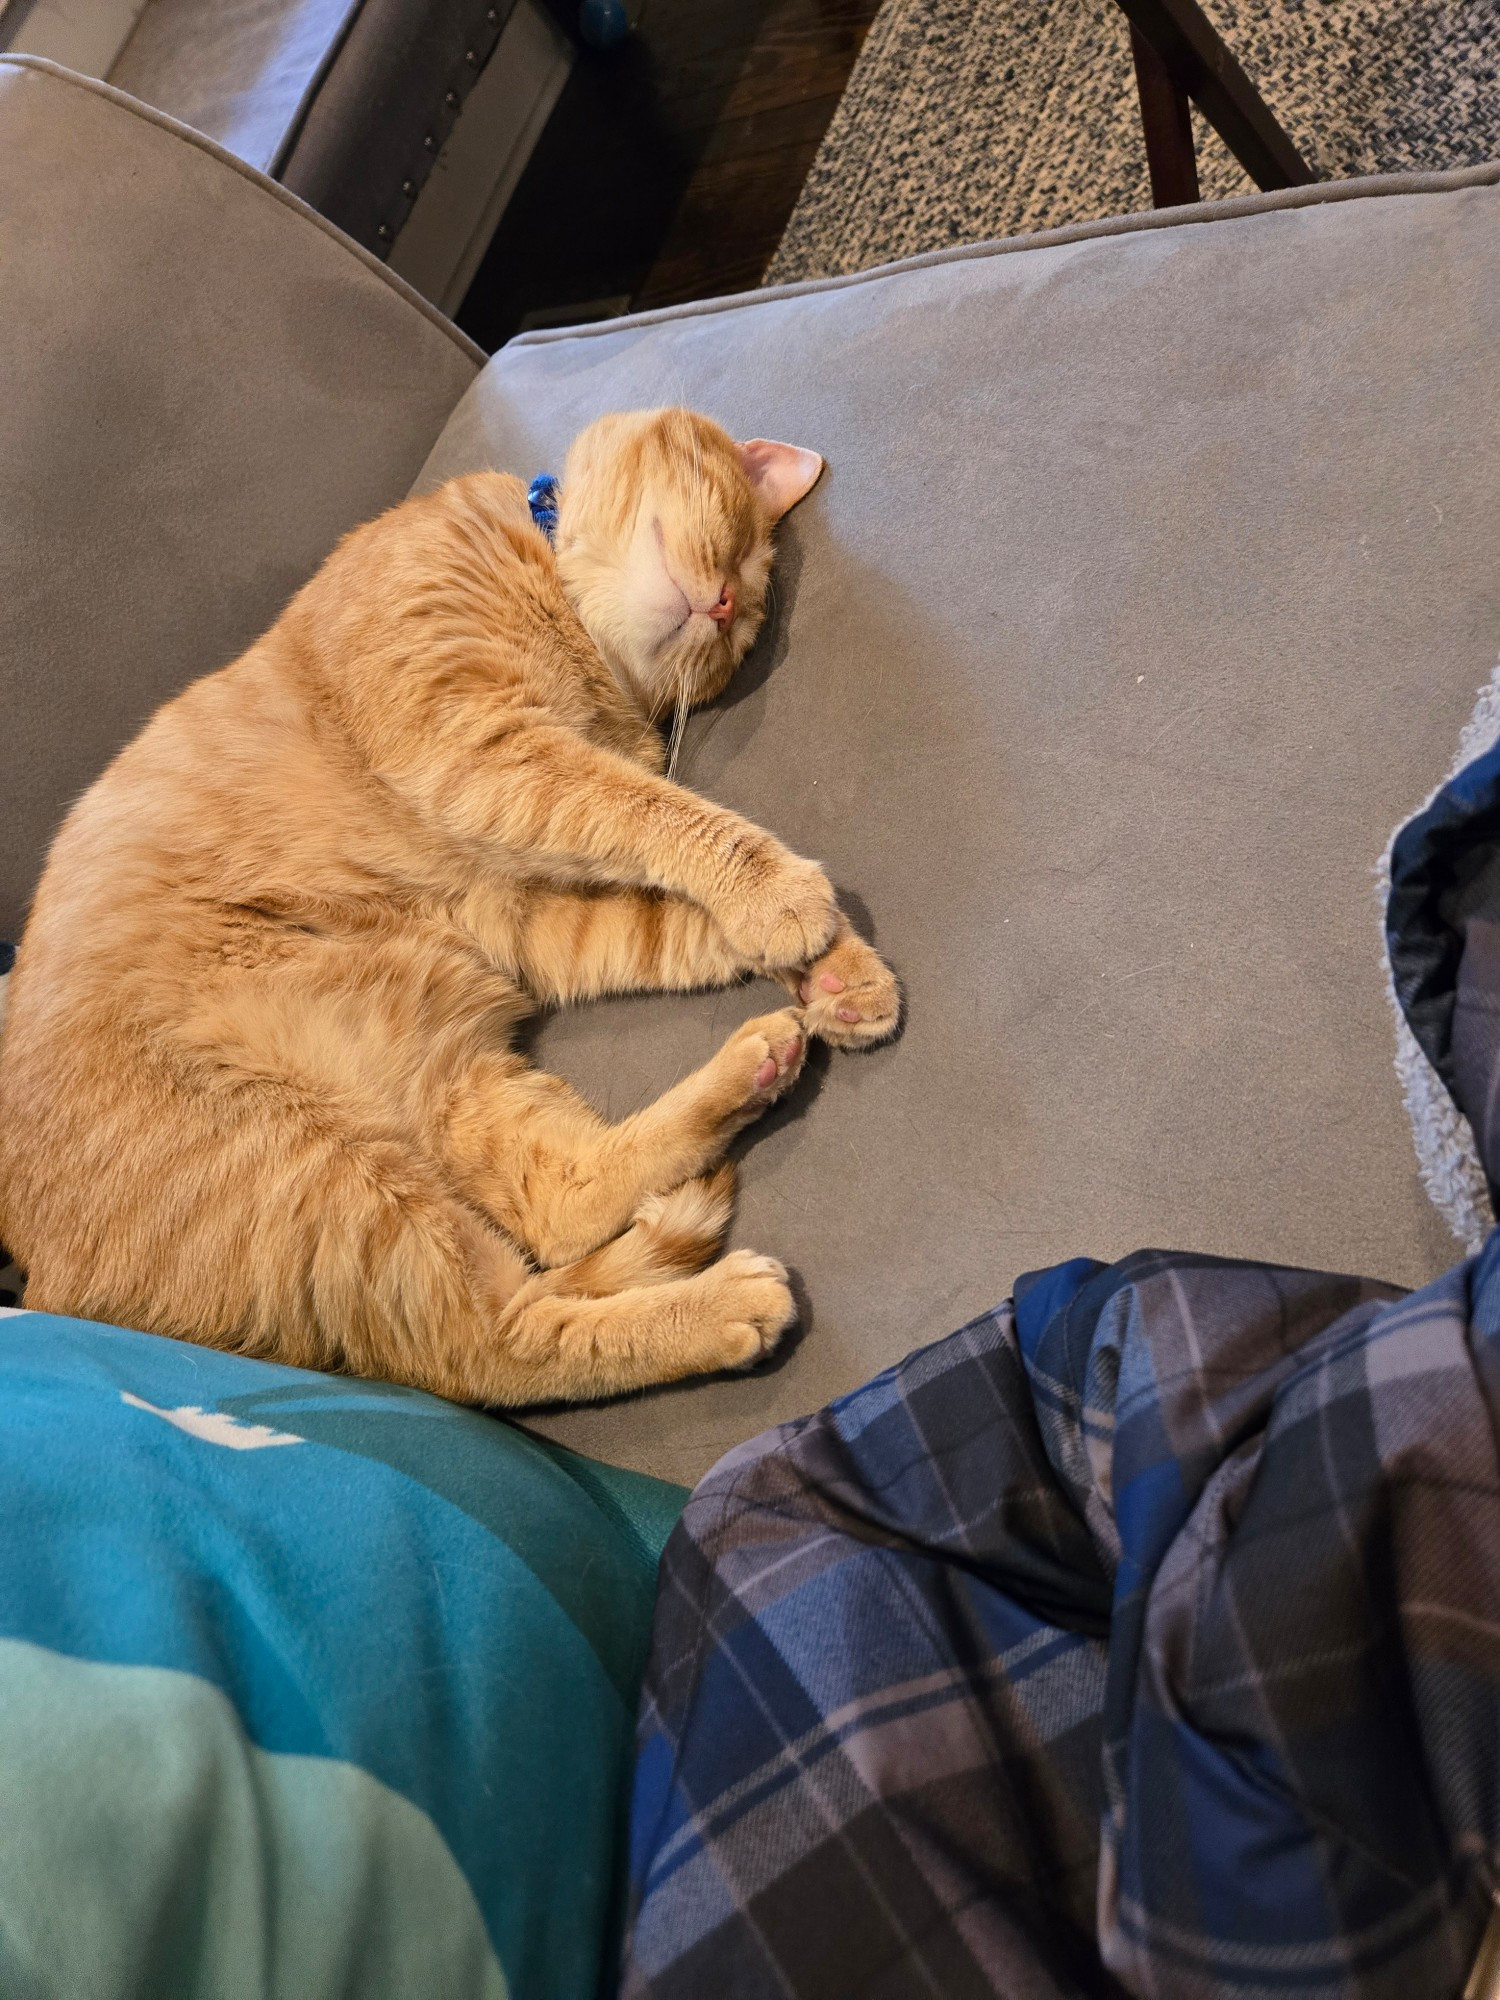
xmin=1380 ymin=660 xmax=1500 ymax=1254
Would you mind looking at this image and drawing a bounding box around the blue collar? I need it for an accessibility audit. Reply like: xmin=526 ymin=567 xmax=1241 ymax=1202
xmin=528 ymin=472 xmax=559 ymax=544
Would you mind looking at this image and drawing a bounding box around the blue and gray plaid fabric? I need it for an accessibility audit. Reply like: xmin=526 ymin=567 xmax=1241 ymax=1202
xmin=624 ymin=1245 xmax=1500 ymax=1996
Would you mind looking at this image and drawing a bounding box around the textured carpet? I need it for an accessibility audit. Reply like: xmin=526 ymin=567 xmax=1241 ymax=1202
xmin=766 ymin=0 xmax=1500 ymax=284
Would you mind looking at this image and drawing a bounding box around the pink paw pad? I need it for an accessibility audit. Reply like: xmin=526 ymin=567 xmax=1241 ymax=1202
xmin=755 ymin=1033 xmax=803 ymax=1091
xmin=799 ymin=972 xmax=847 ymax=1003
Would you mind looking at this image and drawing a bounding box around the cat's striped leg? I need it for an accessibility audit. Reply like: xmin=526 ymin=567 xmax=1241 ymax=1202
xmin=510 ymin=887 xmax=902 ymax=1044
xmin=512 ymin=886 xmax=752 ymax=1003
xmin=406 ymin=723 xmax=841 ymax=972
xmin=486 ymin=1248 xmax=797 ymax=1403
xmin=282 ymin=1159 xmax=789 ymax=1406
xmin=438 ymin=1011 xmax=807 ymax=1268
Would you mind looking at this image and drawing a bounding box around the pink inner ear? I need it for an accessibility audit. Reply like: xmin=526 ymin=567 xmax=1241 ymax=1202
xmin=738 ymin=438 xmax=824 ymax=519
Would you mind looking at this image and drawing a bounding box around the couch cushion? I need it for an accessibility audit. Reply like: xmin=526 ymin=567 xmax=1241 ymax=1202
xmin=0 ymin=56 xmax=481 ymax=942
xmin=105 ymin=0 xmax=363 ymax=175
xmin=417 ymin=167 xmax=1500 ymax=1486
xmin=105 ymin=0 xmax=519 ymax=256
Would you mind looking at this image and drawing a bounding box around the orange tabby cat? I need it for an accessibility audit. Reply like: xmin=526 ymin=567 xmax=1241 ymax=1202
xmin=0 ymin=408 xmax=899 ymax=1405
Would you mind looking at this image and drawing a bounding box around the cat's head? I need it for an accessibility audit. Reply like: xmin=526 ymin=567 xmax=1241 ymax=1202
xmin=552 ymin=407 xmax=822 ymax=719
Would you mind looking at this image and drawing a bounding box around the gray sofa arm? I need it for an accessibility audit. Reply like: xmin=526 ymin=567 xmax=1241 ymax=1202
xmin=0 ymin=56 xmax=483 ymax=939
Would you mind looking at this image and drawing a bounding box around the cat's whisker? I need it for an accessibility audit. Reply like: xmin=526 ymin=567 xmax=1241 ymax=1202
xmin=665 ymin=684 xmax=689 ymax=780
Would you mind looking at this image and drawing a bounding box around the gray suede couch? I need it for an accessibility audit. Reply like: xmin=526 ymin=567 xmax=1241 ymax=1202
xmin=5 ymin=52 xmax=1498 ymax=1489
xmin=1 ymin=0 xmax=535 ymax=260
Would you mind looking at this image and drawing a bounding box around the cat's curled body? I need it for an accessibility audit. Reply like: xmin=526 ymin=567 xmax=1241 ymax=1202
xmin=0 ymin=409 xmax=899 ymax=1405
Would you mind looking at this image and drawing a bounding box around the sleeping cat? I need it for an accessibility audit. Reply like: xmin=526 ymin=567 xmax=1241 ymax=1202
xmin=0 ymin=408 xmax=899 ymax=1406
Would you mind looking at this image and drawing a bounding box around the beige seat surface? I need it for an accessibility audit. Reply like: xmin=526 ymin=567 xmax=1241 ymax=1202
xmin=420 ymin=168 xmax=1500 ymax=1486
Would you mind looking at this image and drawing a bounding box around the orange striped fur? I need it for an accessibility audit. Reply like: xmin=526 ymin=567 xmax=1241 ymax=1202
xmin=0 ymin=409 xmax=898 ymax=1404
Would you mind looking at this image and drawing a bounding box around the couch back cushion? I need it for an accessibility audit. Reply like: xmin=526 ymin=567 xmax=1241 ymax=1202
xmin=0 ymin=57 xmax=479 ymax=941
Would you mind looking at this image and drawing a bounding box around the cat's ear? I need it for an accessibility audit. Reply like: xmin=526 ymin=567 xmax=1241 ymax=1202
xmin=738 ymin=439 xmax=824 ymax=519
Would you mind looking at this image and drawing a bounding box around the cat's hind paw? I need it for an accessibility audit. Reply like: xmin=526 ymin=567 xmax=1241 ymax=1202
xmin=717 ymin=1007 xmax=807 ymax=1122
xmin=701 ymin=1250 xmax=796 ymax=1368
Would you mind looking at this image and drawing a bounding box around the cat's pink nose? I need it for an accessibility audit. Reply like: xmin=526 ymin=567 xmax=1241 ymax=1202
xmin=708 ymin=586 xmax=735 ymax=629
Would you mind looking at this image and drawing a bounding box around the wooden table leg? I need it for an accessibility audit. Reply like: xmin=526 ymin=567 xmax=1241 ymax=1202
xmin=1130 ymin=23 xmax=1200 ymax=207
xmin=1114 ymin=0 xmax=1315 ymax=197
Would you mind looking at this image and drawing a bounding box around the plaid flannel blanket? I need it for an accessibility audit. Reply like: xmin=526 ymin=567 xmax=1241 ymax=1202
xmin=622 ymin=742 xmax=1500 ymax=1998
xmin=623 ymin=1246 xmax=1500 ymax=1997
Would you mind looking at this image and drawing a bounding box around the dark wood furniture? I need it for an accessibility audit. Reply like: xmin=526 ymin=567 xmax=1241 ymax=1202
xmin=1115 ymin=0 xmax=1315 ymax=207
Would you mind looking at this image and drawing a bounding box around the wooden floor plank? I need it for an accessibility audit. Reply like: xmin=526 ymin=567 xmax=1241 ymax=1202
xmin=456 ymin=0 xmax=881 ymax=351
xmin=636 ymin=138 xmax=834 ymax=305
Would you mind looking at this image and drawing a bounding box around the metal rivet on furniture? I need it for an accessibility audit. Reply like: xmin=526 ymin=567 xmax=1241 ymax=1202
xmin=486 ymin=5 xmax=497 ymax=17
xmin=402 ymin=178 xmax=416 ymax=196
xmin=465 ymin=47 xmax=478 ymax=64
xmin=423 ymin=132 xmax=436 ymax=148
xmin=445 ymin=89 xmax=459 ymax=106
xmin=377 ymin=224 xmax=391 ymax=241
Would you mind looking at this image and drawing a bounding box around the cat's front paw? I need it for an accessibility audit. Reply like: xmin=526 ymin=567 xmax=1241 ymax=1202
xmin=790 ymin=928 xmax=901 ymax=1048
xmin=720 ymin=851 xmax=839 ymax=971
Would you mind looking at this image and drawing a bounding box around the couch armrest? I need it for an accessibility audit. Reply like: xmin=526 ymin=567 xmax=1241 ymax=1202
xmin=0 ymin=56 xmax=483 ymax=938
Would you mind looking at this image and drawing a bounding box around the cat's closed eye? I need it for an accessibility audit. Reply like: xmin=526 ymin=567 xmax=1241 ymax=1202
xmin=554 ymin=408 xmax=819 ymax=717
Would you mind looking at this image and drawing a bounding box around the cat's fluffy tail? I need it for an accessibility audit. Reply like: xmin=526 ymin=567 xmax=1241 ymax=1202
xmin=551 ymin=1165 xmax=736 ymax=1295
xmin=630 ymin=1165 xmax=737 ymax=1280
